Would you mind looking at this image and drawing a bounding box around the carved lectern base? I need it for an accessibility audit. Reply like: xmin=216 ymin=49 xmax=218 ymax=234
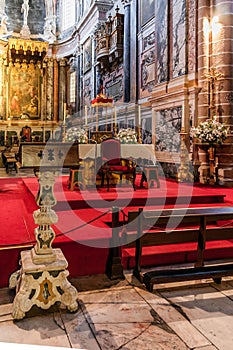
xmin=12 ymin=248 xmax=78 ymax=320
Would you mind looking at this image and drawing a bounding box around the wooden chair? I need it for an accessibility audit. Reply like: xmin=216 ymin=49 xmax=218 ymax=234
xmin=100 ymin=138 xmax=136 ymax=191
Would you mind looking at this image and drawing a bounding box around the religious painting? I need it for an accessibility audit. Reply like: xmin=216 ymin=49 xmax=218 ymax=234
xmin=9 ymin=63 xmax=41 ymax=119
xmin=140 ymin=0 xmax=155 ymax=26
xmin=83 ymin=37 xmax=92 ymax=73
xmin=20 ymin=125 xmax=31 ymax=142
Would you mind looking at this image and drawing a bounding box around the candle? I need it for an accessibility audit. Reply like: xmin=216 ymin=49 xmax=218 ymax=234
xmin=85 ymin=105 xmax=88 ymax=125
xmin=182 ymin=102 xmax=185 ymax=128
xmin=138 ymin=105 xmax=141 ymax=126
xmin=114 ymin=106 xmax=117 ymax=125
xmin=63 ymin=102 xmax=67 ymax=124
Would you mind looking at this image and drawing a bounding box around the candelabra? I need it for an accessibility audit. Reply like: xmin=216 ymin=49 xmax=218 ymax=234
xmin=177 ymin=128 xmax=193 ymax=183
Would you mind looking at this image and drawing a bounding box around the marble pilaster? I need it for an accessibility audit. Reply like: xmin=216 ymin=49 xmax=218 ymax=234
xmin=122 ymin=0 xmax=131 ymax=102
xmin=46 ymin=58 xmax=54 ymax=121
xmin=58 ymin=58 xmax=67 ymax=123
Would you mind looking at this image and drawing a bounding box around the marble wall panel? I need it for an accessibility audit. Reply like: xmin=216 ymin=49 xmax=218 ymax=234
xmin=156 ymin=0 xmax=168 ymax=83
xmin=155 ymin=107 xmax=182 ymax=152
xmin=172 ymin=0 xmax=186 ymax=78
xmin=188 ymin=0 xmax=197 ymax=73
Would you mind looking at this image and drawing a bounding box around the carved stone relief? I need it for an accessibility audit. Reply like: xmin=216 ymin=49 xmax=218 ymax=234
xmin=172 ymin=0 xmax=186 ymax=78
xmin=141 ymin=50 xmax=155 ymax=92
xmin=156 ymin=0 xmax=168 ymax=83
xmin=105 ymin=70 xmax=123 ymax=101
xmin=155 ymin=107 xmax=182 ymax=153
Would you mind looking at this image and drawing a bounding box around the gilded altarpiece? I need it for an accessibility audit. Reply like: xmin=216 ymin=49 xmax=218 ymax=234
xmin=9 ymin=63 xmax=41 ymax=119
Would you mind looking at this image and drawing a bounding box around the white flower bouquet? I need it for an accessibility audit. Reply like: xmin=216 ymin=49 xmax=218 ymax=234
xmin=65 ymin=127 xmax=88 ymax=143
xmin=116 ymin=128 xmax=138 ymax=144
xmin=191 ymin=117 xmax=229 ymax=146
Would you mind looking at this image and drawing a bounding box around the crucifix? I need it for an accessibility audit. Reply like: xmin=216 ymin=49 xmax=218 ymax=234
xmin=204 ymin=67 xmax=223 ymax=119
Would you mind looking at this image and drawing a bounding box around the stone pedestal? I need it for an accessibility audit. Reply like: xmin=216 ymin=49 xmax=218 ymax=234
xmin=198 ymin=144 xmax=210 ymax=184
xmin=10 ymin=167 xmax=79 ymax=319
xmin=12 ymin=249 xmax=78 ymax=320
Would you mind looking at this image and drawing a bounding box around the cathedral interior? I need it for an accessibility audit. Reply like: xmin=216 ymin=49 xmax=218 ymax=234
xmin=0 ymin=0 xmax=232 ymax=186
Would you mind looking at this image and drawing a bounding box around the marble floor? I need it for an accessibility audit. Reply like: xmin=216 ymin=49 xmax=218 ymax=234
xmin=1 ymin=272 xmax=233 ymax=350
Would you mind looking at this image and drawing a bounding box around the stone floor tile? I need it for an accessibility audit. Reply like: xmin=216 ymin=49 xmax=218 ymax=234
xmin=79 ymin=287 xmax=145 ymax=304
xmin=61 ymin=311 xmax=100 ymax=350
xmin=80 ymin=302 xmax=153 ymax=324
xmin=91 ymin=322 xmax=188 ymax=350
xmin=145 ymin=300 xmax=211 ymax=348
xmin=193 ymin=346 xmax=218 ymax=350
xmin=89 ymin=322 xmax=150 ymax=350
xmin=164 ymin=319 xmax=211 ymax=349
xmin=0 ymin=304 xmax=13 ymax=322
xmin=0 ymin=314 xmax=71 ymax=347
xmin=212 ymin=280 xmax=233 ymax=300
xmin=161 ymin=286 xmax=233 ymax=350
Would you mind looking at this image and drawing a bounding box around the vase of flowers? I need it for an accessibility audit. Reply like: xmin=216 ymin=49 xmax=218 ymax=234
xmin=191 ymin=116 xmax=228 ymax=147
xmin=191 ymin=117 xmax=229 ymax=184
xmin=65 ymin=127 xmax=88 ymax=144
xmin=116 ymin=128 xmax=138 ymax=144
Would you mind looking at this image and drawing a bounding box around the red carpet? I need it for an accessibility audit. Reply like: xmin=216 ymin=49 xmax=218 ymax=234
xmin=0 ymin=175 xmax=233 ymax=288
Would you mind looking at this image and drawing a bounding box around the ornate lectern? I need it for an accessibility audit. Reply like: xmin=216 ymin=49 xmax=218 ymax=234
xmin=10 ymin=142 xmax=79 ymax=319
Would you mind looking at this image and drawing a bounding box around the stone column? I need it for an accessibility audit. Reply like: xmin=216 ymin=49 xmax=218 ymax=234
xmin=197 ymin=1 xmax=215 ymax=183
xmin=122 ymin=0 xmax=131 ymax=103
xmin=59 ymin=58 xmax=67 ymax=123
xmin=197 ymin=0 xmax=233 ymax=186
xmin=213 ymin=0 xmax=233 ymax=186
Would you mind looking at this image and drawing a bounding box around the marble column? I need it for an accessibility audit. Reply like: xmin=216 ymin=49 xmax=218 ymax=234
xmin=122 ymin=0 xmax=131 ymax=103
xmin=76 ymin=50 xmax=81 ymax=112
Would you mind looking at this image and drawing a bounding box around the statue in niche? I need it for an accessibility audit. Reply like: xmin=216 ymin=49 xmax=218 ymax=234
xmin=43 ymin=20 xmax=56 ymax=43
xmin=0 ymin=14 xmax=8 ymax=36
xmin=21 ymin=0 xmax=29 ymax=26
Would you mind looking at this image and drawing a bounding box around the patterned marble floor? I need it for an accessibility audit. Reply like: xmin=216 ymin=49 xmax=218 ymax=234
xmin=1 ymin=272 xmax=233 ymax=350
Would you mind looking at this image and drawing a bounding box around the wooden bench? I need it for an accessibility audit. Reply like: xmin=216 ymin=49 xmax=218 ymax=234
xmin=106 ymin=206 xmax=233 ymax=291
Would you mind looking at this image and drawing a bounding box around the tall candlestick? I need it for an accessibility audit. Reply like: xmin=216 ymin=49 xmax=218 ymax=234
xmin=182 ymin=102 xmax=185 ymax=128
xmin=138 ymin=105 xmax=141 ymax=126
xmin=114 ymin=106 xmax=117 ymax=125
xmin=63 ymin=102 xmax=67 ymax=124
xmin=85 ymin=105 xmax=88 ymax=125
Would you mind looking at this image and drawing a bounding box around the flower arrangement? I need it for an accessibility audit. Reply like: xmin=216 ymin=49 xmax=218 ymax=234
xmin=116 ymin=128 xmax=138 ymax=144
xmin=191 ymin=117 xmax=229 ymax=146
xmin=65 ymin=127 xmax=88 ymax=143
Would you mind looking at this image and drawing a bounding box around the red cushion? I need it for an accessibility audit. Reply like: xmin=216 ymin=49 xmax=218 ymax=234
xmin=108 ymin=166 xmax=132 ymax=172
xmin=108 ymin=158 xmax=121 ymax=165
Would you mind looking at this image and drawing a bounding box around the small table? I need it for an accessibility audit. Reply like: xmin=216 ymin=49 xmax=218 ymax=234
xmin=140 ymin=165 xmax=160 ymax=188
xmin=67 ymin=166 xmax=85 ymax=190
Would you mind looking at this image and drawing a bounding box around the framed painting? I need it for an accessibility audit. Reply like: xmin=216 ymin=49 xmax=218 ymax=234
xmin=9 ymin=63 xmax=41 ymax=120
xmin=140 ymin=0 xmax=155 ymax=26
xmin=83 ymin=37 xmax=92 ymax=73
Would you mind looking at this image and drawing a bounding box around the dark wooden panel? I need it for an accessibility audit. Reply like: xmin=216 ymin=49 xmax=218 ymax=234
xmin=19 ymin=142 xmax=79 ymax=168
